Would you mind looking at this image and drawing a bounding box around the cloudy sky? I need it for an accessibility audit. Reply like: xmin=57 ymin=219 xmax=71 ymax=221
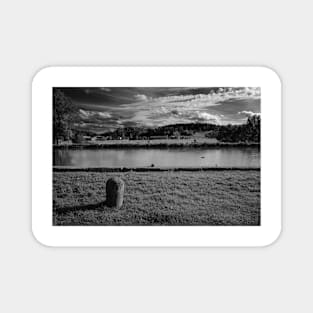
xmin=56 ymin=87 xmax=261 ymax=133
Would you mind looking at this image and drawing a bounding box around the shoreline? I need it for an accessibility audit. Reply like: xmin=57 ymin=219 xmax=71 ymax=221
xmin=53 ymin=166 xmax=261 ymax=172
xmin=53 ymin=141 xmax=260 ymax=150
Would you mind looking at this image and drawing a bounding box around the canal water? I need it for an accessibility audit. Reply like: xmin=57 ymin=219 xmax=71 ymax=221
xmin=53 ymin=147 xmax=260 ymax=168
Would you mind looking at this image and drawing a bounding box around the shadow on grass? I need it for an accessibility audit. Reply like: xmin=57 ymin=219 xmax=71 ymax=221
xmin=53 ymin=200 xmax=116 ymax=214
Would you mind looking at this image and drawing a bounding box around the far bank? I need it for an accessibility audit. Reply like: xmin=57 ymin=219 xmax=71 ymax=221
xmin=54 ymin=138 xmax=260 ymax=149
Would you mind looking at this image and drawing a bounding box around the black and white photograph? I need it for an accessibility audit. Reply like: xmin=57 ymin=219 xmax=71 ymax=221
xmin=5 ymin=0 xmax=309 ymax=310
xmin=53 ymin=86 xmax=261 ymax=226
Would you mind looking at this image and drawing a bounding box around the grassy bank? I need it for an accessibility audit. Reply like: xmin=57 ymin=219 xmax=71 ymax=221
xmin=53 ymin=166 xmax=260 ymax=172
xmin=53 ymin=170 xmax=260 ymax=226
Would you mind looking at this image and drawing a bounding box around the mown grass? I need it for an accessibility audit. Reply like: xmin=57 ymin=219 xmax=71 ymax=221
xmin=53 ymin=170 xmax=260 ymax=226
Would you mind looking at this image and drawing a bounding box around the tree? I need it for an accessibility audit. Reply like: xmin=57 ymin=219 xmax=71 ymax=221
xmin=215 ymin=115 xmax=261 ymax=143
xmin=53 ymin=89 xmax=76 ymax=143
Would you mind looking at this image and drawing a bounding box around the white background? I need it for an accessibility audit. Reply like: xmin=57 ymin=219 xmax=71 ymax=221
xmin=0 ymin=0 xmax=310 ymax=312
xmin=32 ymin=67 xmax=281 ymax=247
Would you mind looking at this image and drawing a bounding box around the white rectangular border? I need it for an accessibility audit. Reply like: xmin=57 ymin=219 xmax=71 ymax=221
xmin=32 ymin=66 xmax=281 ymax=247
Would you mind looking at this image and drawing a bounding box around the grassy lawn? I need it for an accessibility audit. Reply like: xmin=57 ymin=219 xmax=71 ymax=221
xmin=53 ymin=170 xmax=260 ymax=226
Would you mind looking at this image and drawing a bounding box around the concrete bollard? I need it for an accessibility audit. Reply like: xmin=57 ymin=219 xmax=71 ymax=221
xmin=106 ymin=177 xmax=125 ymax=208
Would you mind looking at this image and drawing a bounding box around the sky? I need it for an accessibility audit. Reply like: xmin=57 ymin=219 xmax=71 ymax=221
xmin=56 ymin=87 xmax=261 ymax=133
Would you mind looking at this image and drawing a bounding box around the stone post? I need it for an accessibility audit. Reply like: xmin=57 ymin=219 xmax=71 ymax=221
xmin=106 ymin=177 xmax=125 ymax=208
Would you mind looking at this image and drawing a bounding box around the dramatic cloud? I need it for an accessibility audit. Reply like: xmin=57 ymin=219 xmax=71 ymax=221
xmin=136 ymin=104 xmax=223 ymax=126
xmin=195 ymin=112 xmax=222 ymax=123
xmin=79 ymin=109 xmax=112 ymax=119
xmin=156 ymin=87 xmax=260 ymax=107
xmin=58 ymin=87 xmax=261 ymax=132
xmin=238 ymin=110 xmax=261 ymax=117
xmin=134 ymin=94 xmax=150 ymax=101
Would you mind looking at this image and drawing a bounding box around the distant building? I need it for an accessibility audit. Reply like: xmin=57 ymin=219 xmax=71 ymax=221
xmin=56 ymin=137 xmax=64 ymax=145
xmin=149 ymin=135 xmax=168 ymax=140
xmin=94 ymin=136 xmax=105 ymax=141
xmin=205 ymin=130 xmax=217 ymax=138
xmin=83 ymin=136 xmax=92 ymax=141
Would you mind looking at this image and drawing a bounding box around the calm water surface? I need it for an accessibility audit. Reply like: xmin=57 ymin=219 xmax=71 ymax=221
xmin=54 ymin=147 xmax=260 ymax=168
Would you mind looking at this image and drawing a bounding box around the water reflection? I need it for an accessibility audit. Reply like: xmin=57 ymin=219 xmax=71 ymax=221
xmin=54 ymin=147 xmax=260 ymax=168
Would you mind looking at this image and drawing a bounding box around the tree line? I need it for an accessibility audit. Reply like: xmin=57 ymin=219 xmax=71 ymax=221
xmin=99 ymin=116 xmax=260 ymax=143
